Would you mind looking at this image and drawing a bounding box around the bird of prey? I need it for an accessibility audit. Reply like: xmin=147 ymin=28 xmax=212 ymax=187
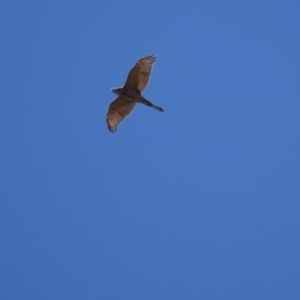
xmin=106 ymin=54 xmax=164 ymax=133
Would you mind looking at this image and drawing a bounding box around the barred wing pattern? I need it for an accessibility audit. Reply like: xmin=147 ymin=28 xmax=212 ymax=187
xmin=124 ymin=55 xmax=156 ymax=93
xmin=106 ymin=97 xmax=136 ymax=133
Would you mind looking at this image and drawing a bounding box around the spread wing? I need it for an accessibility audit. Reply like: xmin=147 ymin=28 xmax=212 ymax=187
xmin=106 ymin=97 xmax=136 ymax=133
xmin=123 ymin=55 xmax=156 ymax=93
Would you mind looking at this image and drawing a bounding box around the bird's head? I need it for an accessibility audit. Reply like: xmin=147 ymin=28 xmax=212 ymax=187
xmin=111 ymin=87 xmax=123 ymax=95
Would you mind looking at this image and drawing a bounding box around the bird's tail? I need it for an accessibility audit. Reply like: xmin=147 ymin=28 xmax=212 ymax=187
xmin=140 ymin=98 xmax=164 ymax=112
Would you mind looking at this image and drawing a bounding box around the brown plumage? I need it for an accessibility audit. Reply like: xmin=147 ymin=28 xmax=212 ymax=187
xmin=106 ymin=55 xmax=164 ymax=133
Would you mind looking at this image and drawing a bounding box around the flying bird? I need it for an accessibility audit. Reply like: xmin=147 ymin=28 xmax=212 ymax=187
xmin=106 ymin=54 xmax=164 ymax=133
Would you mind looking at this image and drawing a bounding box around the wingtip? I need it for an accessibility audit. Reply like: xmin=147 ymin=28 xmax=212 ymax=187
xmin=144 ymin=54 xmax=157 ymax=62
xmin=108 ymin=127 xmax=117 ymax=133
xmin=107 ymin=122 xmax=117 ymax=133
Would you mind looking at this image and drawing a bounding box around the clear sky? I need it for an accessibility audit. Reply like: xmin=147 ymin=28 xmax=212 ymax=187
xmin=1 ymin=1 xmax=300 ymax=299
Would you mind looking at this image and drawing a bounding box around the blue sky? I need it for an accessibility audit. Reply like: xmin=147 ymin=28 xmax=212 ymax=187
xmin=1 ymin=1 xmax=300 ymax=299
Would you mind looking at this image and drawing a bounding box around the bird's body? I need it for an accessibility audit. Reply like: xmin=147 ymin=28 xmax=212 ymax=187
xmin=106 ymin=55 xmax=164 ymax=133
xmin=112 ymin=87 xmax=164 ymax=112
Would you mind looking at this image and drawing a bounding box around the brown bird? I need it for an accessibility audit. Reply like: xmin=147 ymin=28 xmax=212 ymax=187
xmin=106 ymin=55 xmax=164 ymax=133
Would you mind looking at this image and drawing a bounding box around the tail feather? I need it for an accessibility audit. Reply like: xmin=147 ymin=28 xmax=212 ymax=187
xmin=140 ymin=98 xmax=164 ymax=112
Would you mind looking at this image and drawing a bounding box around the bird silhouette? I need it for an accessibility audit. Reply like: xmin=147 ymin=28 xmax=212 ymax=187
xmin=106 ymin=55 xmax=164 ymax=133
